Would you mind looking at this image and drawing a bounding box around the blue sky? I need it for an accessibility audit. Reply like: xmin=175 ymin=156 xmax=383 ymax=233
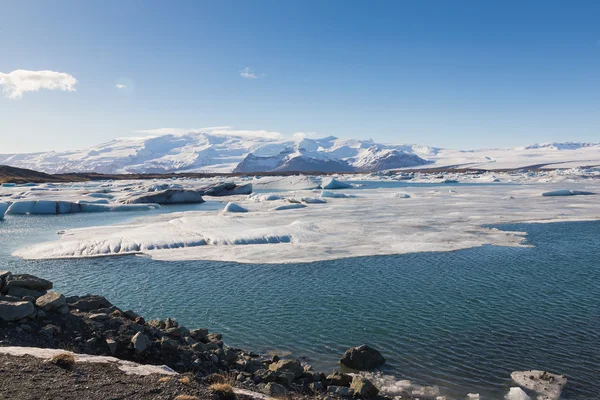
xmin=1 ymin=0 xmax=599 ymax=153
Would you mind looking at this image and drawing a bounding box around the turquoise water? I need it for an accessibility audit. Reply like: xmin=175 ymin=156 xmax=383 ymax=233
xmin=0 ymin=210 xmax=599 ymax=399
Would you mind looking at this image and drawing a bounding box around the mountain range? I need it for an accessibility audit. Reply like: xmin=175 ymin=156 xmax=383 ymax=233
xmin=1 ymin=132 xmax=599 ymax=174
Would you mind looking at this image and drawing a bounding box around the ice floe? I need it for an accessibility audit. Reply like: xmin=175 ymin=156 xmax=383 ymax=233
xmin=511 ymin=370 xmax=566 ymax=400
xmin=541 ymin=189 xmax=595 ymax=196
xmin=7 ymin=175 xmax=600 ymax=264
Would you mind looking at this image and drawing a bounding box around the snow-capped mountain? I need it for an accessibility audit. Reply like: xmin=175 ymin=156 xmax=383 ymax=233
xmin=233 ymin=138 xmax=429 ymax=173
xmin=0 ymin=132 xmax=432 ymax=174
xmin=1 ymin=131 xmax=599 ymax=174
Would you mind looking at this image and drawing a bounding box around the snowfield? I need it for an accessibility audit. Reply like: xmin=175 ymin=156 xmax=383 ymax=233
xmin=9 ymin=168 xmax=600 ymax=263
xmin=1 ymin=129 xmax=599 ymax=174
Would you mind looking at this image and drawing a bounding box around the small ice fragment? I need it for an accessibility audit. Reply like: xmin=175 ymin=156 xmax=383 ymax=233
xmin=505 ymin=387 xmax=531 ymax=400
xmin=222 ymin=202 xmax=248 ymax=213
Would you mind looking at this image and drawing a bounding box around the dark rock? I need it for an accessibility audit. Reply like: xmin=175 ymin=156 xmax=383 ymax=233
xmin=327 ymin=371 xmax=352 ymax=387
xmin=148 ymin=319 xmax=166 ymax=329
xmin=88 ymin=313 xmax=110 ymax=321
xmin=262 ymin=382 xmax=288 ymax=397
xmin=328 ymin=386 xmax=355 ymax=397
xmin=161 ymin=337 xmax=178 ymax=351
xmin=3 ymin=274 xmax=52 ymax=292
xmin=6 ymin=286 xmax=46 ymax=299
xmin=68 ymin=295 xmax=112 ymax=311
xmin=339 ymin=345 xmax=386 ymax=371
xmin=164 ymin=317 xmax=178 ymax=329
xmin=106 ymin=338 xmax=118 ymax=355
xmin=134 ymin=317 xmax=145 ymax=325
xmin=269 ymin=359 xmax=304 ymax=378
xmin=350 ymin=376 xmax=379 ymax=398
xmin=123 ymin=310 xmax=140 ymax=320
xmin=0 ymin=300 xmax=35 ymax=321
xmin=35 ymin=292 xmax=67 ymax=311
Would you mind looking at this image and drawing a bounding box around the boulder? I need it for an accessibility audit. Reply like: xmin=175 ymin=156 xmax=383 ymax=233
xmin=6 ymin=286 xmax=46 ymax=299
xmin=262 ymin=382 xmax=288 ymax=397
xmin=0 ymin=271 xmax=11 ymax=290
xmin=3 ymin=274 xmax=52 ymax=292
xmin=131 ymin=332 xmax=152 ymax=354
xmin=106 ymin=338 xmax=118 ymax=355
xmin=339 ymin=345 xmax=386 ymax=371
xmin=327 ymin=371 xmax=352 ymax=386
xmin=351 ymin=376 xmax=379 ymax=398
xmin=161 ymin=337 xmax=178 ymax=351
xmin=88 ymin=313 xmax=110 ymax=321
xmin=327 ymin=386 xmax=355 ymax=397
xmin=165 ymin=317 xmax=178 ymax=329
xmin=269 ymin=359 xmax=304 ymax=378
xmin=35 ymin=292 xmax=67 ymax=311
xmin=0 ymin=300 xmax=35 ymax=321
xmin=67 ymin=295 xmax=112 ymax=311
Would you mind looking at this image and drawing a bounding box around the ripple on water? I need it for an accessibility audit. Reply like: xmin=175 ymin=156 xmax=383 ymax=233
xmin=1 ymin=219 xmax=599 ymax=399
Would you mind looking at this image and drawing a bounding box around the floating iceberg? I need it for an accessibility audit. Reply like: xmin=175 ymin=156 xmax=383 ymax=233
xmin=541 ymin=189 xmax=595 ymax=196
xmin=300 ymin=197 xmax=327 ymax=204
xmin=270 ymin=203 xmax=307 ymax=211
xmin=222 ymin=202 xmax=248 ymax=213
xmin=320 ymin=191 xmax=356 ymax=198
xmin=5 ymin=200 xmax=159 ymax=215
xmin=124 ymin=189 xmax=205 ymax=205
xmin=0 ymin=202 xmax=8 ymax=219
xmin=251 ymin=176 xmax=321 ymax=190
xmin=321 ymin=177 xmax=352 ymax=190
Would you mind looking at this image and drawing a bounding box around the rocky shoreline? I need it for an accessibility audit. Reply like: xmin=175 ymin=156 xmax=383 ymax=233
xmin=0 ymin=271 xmax=393 ymax=400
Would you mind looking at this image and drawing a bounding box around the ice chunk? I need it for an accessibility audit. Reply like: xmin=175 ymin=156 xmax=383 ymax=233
xmin=300 ymin=197 xmax=327 ymax=204
xmin=392 ymin=193 xmax=411 ymax=198
xmin=322 ymin=177 xmax=352 ymax=189
xmin=125 ymin=189 xmax=204 ymax=205
xmin=271 ymin=203 xmax=307 ymax=211
xmin=1 ymin=183 xmax=16 ymax=187
xmin=249 ymin=193 xmax=283 ymax=202
xmin=542 ymin=189 xmax=594 ymax=196
xmin=467 ymin=394 xmax=480 ymax=399
xmin=6 ymin=201 xmax=36 ymax=215
xmin=505 ymin=387 xmax=531 ymax=400
xmin=252 ymin=176 xmax=321 ymax=190
xmin=86 ymin=192 xmax=114 ymax=199
xmin=79 ymin=203 xmax=159 ymax=212
xmin=0 ymin=202 xmax=8 ymax=219
xmin=222 ymin=202 xmax=248 ymax=213
xmin=511 ymin=370 xmax=566 ymax=400
xmin=320 ymin=190 xmax=356 ymax=198
xmin=77 ymin=199 xmax=110 ymax=204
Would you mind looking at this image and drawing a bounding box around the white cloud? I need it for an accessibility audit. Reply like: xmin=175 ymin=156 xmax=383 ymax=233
xmin=134 ymin=127 xmax=283 ymax=140
xmin=0 ymin=69 xmax=77 ymax=99
xmin=116 ymin=84 xmax=126 ymax=89
xmin=240 ymin=67 xmax=264 ymax=79
xmin=293 ymin=132 xmax=317 ymax=140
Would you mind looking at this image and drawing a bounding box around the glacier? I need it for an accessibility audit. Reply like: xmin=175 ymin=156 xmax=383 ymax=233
xmin=3 ymin=129 xmax=598 ymax=174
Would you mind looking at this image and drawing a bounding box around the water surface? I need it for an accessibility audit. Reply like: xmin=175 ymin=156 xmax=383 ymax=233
xmin=0 ymin=210 xmax=598 ymax=399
